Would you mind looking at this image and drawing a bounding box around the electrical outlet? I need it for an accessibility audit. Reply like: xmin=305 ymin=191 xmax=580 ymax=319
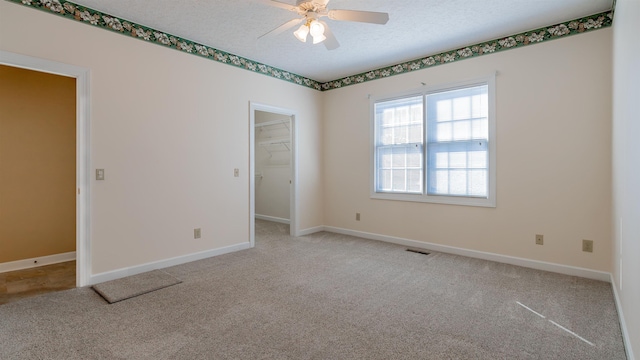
xmin=96 ymin=169 xmax=105 ymax=180
xmin=356 ymin=212 xmax=360 ymax=221
xmin=582 ymin=239 xmax=593 ymax=253
xmin=194 ymin=228 xmax=201 ymax=239
xmin=535 ymin=234 xmax=544 ymax=245
xmin=234 ymin=168 xmax=239 ymax=177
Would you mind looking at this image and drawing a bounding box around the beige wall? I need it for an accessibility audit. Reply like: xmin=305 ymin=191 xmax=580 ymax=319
xmin=0 ymin=1 xmax=324 ymax=274
xmin=323 ymin=29 xmax=612 ymax=272
xmin=612 ymin=0 xmax=639 ymax=357
xmin=0 ymin=65 xmax=76 ymax=263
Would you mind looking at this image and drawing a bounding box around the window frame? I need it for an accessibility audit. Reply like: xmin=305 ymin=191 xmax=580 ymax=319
xmin=370 ymin=74 xmax=496 ymax=207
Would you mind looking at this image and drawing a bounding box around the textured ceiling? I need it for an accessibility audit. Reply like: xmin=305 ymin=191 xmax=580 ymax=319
xmin=70 ymin=0 xmax=613 ymax=82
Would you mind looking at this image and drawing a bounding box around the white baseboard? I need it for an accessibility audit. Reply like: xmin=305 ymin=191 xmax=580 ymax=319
xmin=611 ymin=274 xmax=636 ymax=360
xmin=0 ymin=252 xmax=76 ymax=274
xmin=297 ymin=225 xmax=325 ymax=236
xmin=89 ymin=242 xmax=251 ymax=285
xmin=255 ymin=214 xmax=290 ymax=225
xmin=323 ymin=226 xmax=611 ymax=282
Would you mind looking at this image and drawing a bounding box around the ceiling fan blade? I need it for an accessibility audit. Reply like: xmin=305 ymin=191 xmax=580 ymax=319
xmin=258 ymin=18 xmax=304 ymax=39
xmin=328 ymin=9 xmax=389 ymax=24
xmin=258 ymin=0 xmax=299 ymax=12
xmin=320 ymin=21 xmax=340 ymax=50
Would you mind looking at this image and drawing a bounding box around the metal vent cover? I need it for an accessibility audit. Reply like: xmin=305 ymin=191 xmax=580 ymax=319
xmin=406 ymin=249 xmax=431 ymax=256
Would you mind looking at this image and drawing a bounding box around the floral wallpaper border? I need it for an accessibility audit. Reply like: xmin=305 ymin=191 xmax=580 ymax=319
xmin=7 ymin=0 xmax=324 ymax=90
xmin=322 ymin=11 xmax=613 ymax=90
xmin=7 ymin=0 xmax=612 ymax=92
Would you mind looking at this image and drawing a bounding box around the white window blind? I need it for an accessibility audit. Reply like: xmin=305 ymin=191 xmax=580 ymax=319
xmin=426 ymin=85 xmax=488 ymax=197
xmin=374 ymin=95 xmax=423 ymax=193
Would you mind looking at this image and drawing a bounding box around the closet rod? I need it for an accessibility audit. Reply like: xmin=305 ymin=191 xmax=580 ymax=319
xmin=255 ymin=118 xmax=290 ymax=128
xmin=259 ymin=139 xmax=290 ymax=147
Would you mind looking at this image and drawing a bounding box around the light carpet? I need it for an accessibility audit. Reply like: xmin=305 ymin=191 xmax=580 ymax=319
xmin=0 ymin=220 xmax=627 ymax=359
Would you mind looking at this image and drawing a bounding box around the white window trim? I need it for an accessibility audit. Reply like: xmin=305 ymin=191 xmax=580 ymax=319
xmin=370 ymin=73 xmax=496 ymax=207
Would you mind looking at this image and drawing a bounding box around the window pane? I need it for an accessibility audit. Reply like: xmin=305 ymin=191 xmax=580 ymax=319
xmin=469 ymin=170 xmax=487 ymax=197
xmin=392 ymin=170 xmax=406 ymax=191
xmin=379 ymin=169 xmax=391 ymax=191
xmin=382 ymin=109 xmax=395 ymax=126
xmin=435 ymin=170 xmax=448 ymax=194
xmin=393 ymin=126 xmax=408 ymax=144
xmin=407 ymin=169 xmax=422 ymax=193
xmin=471 ymin=94 xmax=483 ymax=118
xmin=480 ymin=94 xmax=488 ymax=117
xmin=380 ymin=128 xmax=394 ymax=145
xmin=411 ymin=106 xmax=423 ymax=124
xmin=392 ymin=147 xmax=405 ymax=167
xmin=407 ymin=150 xmax=422 ymax=167
xmin=396 ymin=107 xmax=410 ymax=124
xmin=437 ymin=123 xmax=452 ymax=141
xmin=468 ymin=151 xmax=487 ymax=169
xmin=471 ymin=119 xmax=488 ymax=139
xmin=452 ymin=120 xmax=471 ymax=140
xmin=453 ymin=97 xmax=471 ymax=120
xmin=449 ymin=152 xmax=467 ymax=168
xmin=449 ymin=170 xmax=467 ymax=195
xmin=408 ymin=124 xmax=422 ymax=143
xmin=435 ymin=152 xmax=448 ymax=169
xmin=436 ymin=99 xmax=452 ymax=122
xmin=380 ymin=148 xmax=392 ymax=167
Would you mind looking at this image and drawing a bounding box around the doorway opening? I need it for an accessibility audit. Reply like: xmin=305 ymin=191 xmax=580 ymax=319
xmin=0 ymin=50 xmax=90 ymax=287
xmin=249 ymin=103 xmax=298 ymax=247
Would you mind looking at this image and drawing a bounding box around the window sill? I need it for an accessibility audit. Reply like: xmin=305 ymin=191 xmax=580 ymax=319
xmin=370 ymin=191 xmax=496 ymax=208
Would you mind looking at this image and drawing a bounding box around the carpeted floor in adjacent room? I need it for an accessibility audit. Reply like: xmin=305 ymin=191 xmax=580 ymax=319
xmin=0 ymin=220 xmax=627 ymax=359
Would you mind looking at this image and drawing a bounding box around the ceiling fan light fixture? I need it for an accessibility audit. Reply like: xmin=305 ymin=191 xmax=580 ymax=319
xmin=309 ymin=19 xmax=326 ymax=44
xmin=309 ymin=20 xmax=325 ymax=37
xmin=293 ymin=24 xmax=309 ymax=42
xmin=311 ymin=33 xmax=326 ymax=44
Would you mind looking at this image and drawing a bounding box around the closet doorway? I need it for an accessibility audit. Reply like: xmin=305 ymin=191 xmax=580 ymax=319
xmin=249 ymin=103 xmax=298 ymax=247
xmin=0 ymin=50 xmax=90 ymax=287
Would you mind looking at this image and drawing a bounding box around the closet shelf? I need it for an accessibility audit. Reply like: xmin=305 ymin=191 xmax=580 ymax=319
xmin=256 ymin=118 xmax=290 ymax=131
xmin=259 ymin=139 xmax=290 ymax=147
xmin=259 ymin=139 xmax=290 ymax=156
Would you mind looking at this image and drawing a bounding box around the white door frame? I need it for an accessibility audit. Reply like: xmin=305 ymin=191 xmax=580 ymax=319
xmin=249 ymin=102 xmax=299 ymax=246
xmin=0 ymin=50 xmax=91 ymax=287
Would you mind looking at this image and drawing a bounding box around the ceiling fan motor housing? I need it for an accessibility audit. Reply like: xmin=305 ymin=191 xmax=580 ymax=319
xmin=296 ymin=0 xmax=328 ymax=12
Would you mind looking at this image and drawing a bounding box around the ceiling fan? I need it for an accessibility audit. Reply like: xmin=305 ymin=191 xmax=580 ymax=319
xmin=258 ymin=0 xmax=389 ymax=50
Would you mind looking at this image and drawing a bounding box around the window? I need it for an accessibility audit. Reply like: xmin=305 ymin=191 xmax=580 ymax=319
xmin=371 ymin=75 xmax=495 ymax=207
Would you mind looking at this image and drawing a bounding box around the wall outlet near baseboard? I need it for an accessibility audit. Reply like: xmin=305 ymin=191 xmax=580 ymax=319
xmin=356 ymin=212 xmax=360 ymax=221
xmin=582 ymin=239 xmax=593 ymax=253
xmin=194 ymin=228 xmax=202 ymax=239
xmin=535 ymin=234 xmax=543 ymax=245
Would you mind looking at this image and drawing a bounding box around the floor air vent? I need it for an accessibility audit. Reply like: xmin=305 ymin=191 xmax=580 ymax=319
xmin=406 ymin=249 xmax=431 ymax=256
